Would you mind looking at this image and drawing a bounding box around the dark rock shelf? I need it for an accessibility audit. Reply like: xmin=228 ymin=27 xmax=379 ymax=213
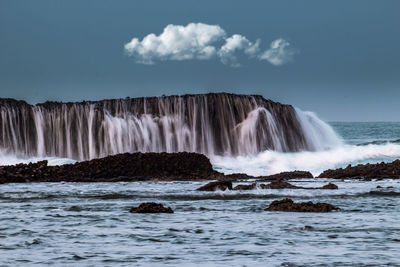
xmin=265 ymin=198 xmax=339 ymax=212
xmin=0 ymin=152 xmax=223 ymax=183
xmin=318 ymin=160 xmax=400 ymax=179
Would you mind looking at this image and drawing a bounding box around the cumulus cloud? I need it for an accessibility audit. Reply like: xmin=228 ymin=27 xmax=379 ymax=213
xmin=124 ymin=23 xmax=297 ymax=66
xmin=124 ymin=23 xmax=226 ymax=64
xmin=259 ymin=39 xmax=297 ymax=66
xmin=218 ymin=34 xmax=260 ymax=67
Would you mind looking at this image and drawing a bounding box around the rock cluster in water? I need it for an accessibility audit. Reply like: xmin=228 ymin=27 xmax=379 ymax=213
xmin=0 ymin=151 xmax=318 ymax=183
xmin=129 ymin=202 xmax=174 ymax=213
xmin=0 ymin=152 xmax=223 ymax=183
xmin=264 ymin=198 xmax=339 ymax=212
xmin=198 ymin=180 xmax=338 ymax=191
xmin=318 ymin=160 xmax=400 ymax=179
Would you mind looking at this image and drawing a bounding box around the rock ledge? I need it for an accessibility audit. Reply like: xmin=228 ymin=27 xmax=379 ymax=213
xmin=264 ymin=198 xmax=339 ymax=212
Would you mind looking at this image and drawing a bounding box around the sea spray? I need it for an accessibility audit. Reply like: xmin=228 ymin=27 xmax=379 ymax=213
xmin=212 ymin=143 xmax=400 ymax=176
xmin=0 ymin=94 xmax=341 ymax=160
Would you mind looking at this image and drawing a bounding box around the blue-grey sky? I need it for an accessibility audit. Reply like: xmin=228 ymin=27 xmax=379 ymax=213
xmin=1 ymin=0 xmax=399 ymax=121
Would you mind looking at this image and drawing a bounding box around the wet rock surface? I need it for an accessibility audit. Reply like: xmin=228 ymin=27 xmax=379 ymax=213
xmin=129 ymin=202 xmax=173 ymax=213
xmin=261 ymin=180 xmax=303 ymax=189
xmin=196 ymin=181 xmax=233 ymax=191
xmin=227 ymin=181 xmax=338 ymax=190
xmin=0 ymin=152 xmax=223 ymax=183
xmin=257 ymin=171 xmax=313 ymax=181
xmin=265 ymin=198 xmax=339 ymax=212
xmin=318 ymin=160 xmax=400 ymax=179
xmin=322 ymin=183 xmax=339 ymax=189
xmin=233 ymin=183 xmax=257 ymax=190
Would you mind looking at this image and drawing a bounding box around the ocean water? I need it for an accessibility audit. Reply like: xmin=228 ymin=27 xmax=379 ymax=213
xmin=213 ymin=122 xmax=400 ymax=176
xmin=1 ymin=122 xmax=400 ymax=266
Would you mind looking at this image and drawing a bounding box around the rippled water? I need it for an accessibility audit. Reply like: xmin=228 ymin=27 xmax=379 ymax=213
xmin=1 ymin=180 xmax=400 ymax=266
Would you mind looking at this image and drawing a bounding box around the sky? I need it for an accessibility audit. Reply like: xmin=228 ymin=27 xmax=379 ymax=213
xmin=0 ymin=0 xmax=399 ymax=121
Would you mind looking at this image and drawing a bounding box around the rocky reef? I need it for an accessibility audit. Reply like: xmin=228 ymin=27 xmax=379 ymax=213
xmin=318 ymin=160 xmax=400 ymax=179
xmin=199 ymin=180 xmax=338 ymax=191
xmin=0 ymin=151 xmax=319 ymax=183
xmin=0 ymin=152 xmax=223 ymax=183
xmin=264 ymin=198 xmax=339 ymax=212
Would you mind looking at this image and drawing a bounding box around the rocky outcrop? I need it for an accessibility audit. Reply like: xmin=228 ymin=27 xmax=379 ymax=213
xmin=129 ymin=202 xmax=173 ymax=213
xmin=0 ymin=93 xmax=318 ymax=160
xmin=196 ymin=181 xmax=233 ymax=191
xmin=318 ymin=160 xmax=400 ymax=179
xmin=264 ymin=198 xmax=339 ymax=212
xmin=0 ymin=152 xmax=224 ymax=183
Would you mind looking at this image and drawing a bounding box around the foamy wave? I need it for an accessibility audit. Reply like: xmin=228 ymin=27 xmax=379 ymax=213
xmin=0 ymin=152 xmax=76 ymax=166
xmin=211 ymin=143 xmax=400 ymax=176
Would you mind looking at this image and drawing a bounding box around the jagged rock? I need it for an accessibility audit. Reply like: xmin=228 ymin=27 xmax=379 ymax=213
xmin=264 ymin=198 xmax=339 ymax=212
xmin=321 ymin=183 xmax=339 ymax=189
xmin=233 ymin=183 xmax=257 ymax=190
xmin=129 ymin=202 xmax=174 ymax=213
xmin=196 ymin=181 xmax=233 ymax=191
xmin=318 ymin=160 xmax=400 ymax=179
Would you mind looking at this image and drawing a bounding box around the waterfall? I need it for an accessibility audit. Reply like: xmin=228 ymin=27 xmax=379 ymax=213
xmin=0 ymin=94 xmax=342 ymax=160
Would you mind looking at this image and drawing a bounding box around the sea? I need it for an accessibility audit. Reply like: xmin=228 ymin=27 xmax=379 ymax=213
xmin=0 ymin=122 xmax=400 ymax=266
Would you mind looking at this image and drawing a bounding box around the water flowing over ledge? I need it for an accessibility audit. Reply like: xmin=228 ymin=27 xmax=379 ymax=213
xmin=0 ymin=93 xmax=342 ymax=161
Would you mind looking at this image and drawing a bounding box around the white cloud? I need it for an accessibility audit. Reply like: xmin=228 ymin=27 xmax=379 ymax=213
xmin=124 ymin=23 xmax=297 ymax=66
xmin=124 ymin=23 xmax=225 ymax=64
xmin=259 ymin=39 xmax=297 ymax=66
xmin=218 ymin=34 xmax=260 ymax=67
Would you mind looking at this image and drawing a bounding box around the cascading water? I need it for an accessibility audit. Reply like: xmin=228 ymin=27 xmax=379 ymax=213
xmin=0 ymin=93 xmax=341 ymax=161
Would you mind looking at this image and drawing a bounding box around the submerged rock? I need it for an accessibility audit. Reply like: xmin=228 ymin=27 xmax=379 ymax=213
xmin=196 ymin=181 xmax=233 ymax=191
xmin=265 ymin=198 xmax=339 ymax=212
xmin=129 ymin=202 xmax=174 ymax=213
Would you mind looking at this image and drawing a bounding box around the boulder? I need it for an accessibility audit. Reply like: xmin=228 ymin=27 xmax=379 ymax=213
xmin=196 ymin=180 xmax=232 ymax=191
xmin=264 ymin=198 xmax=339 ymax=212
xmin=321 ymin=183 xmax=338 ymax=189
xmin=129 ymin=202 xmax=174 ymax=213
